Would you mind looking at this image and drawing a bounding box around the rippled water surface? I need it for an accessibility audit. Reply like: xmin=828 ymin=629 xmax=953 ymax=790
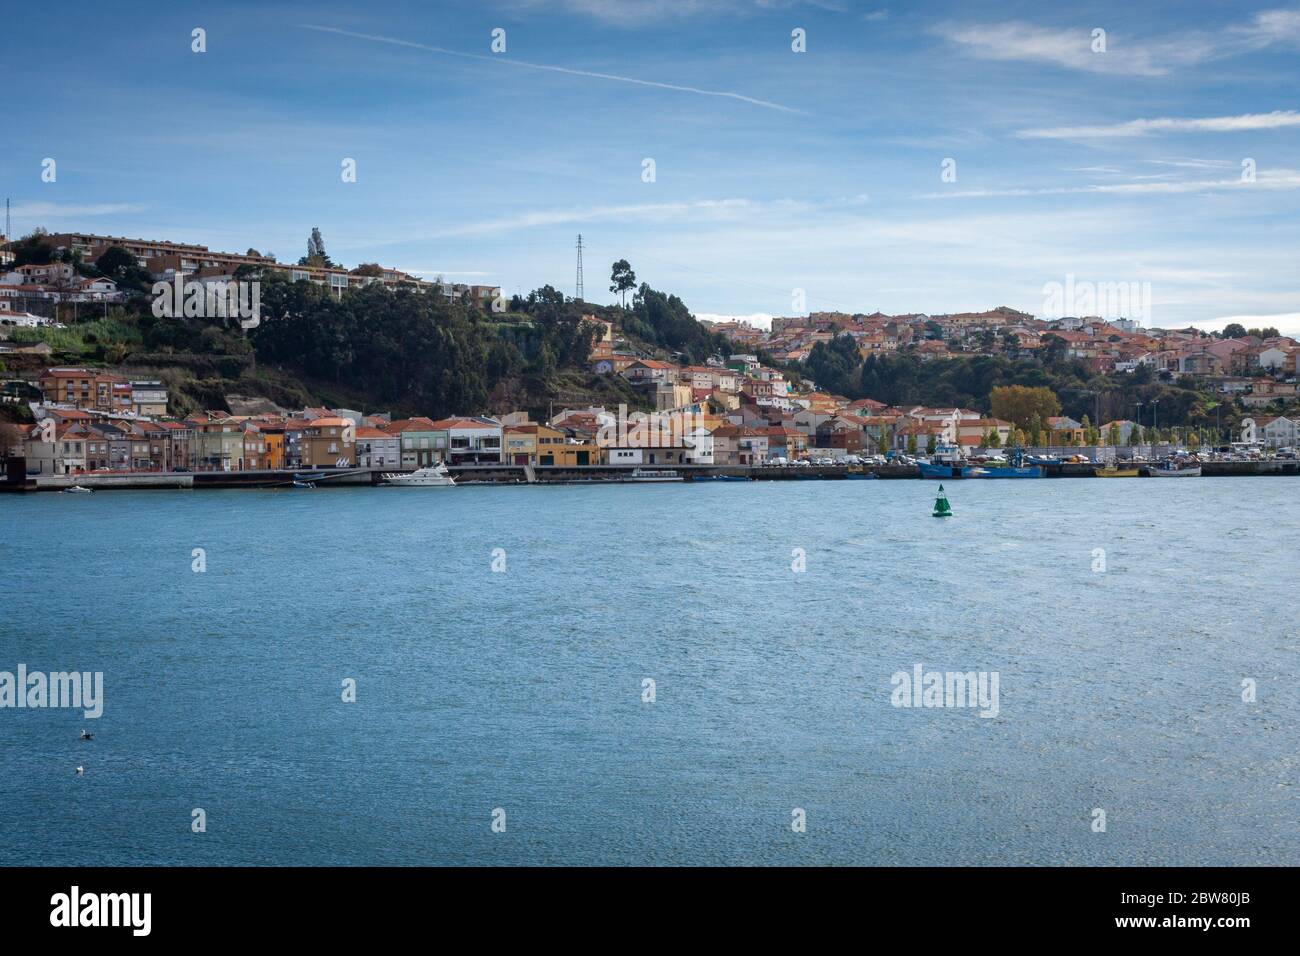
xmin=2 ymin=478 xmax=1297 ymax=865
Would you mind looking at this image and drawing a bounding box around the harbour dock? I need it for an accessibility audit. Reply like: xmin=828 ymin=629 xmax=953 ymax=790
xmin=6 ymin=458 xmax=1300 ymax=491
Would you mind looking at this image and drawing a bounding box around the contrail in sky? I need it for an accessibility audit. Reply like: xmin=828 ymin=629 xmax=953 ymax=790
xmin=301 ymin=24 xmax=804 ymax=114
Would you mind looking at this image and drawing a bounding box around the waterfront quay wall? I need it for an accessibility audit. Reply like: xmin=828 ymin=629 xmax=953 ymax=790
xmin=4 ymin=459 xmax=1299 ymax=491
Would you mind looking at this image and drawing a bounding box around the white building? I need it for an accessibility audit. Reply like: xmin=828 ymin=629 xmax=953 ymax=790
xmin=436 ymin=417 xmax=503 ymax=465
xmin=354 ymin=428 xmax=401 ymax=467
xmin=682 ymin=427 xmax=714 ymax=465
xmin=1258 ymin=416 xmax=1299 ymax=449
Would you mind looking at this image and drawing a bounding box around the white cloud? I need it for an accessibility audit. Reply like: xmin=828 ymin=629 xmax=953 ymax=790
xmin=1197 ymin=312 xmax=1300 ymax=336
xmin=936 ymin=10 xmax=1300 ymax=76
xmin=1019 ymin=110 xmax=1300 ymax=140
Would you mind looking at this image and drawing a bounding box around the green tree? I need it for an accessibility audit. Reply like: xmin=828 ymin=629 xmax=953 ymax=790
xmin=926 ymin=433 xmax=937 ymax=454
xmin=805 ymin=335 xmax=861 ymax=398
xmin=1081 ymin=414 xmax=1098 ymax=446
xmin=1221 ymin=323 xmax=1247 ymax=339
xmin=9 ymin=228 xmax=53 ymax=267
xmin=1107 ymin=422 xmax=1121 ymax=447
xmin=1028 ymin=412 xmax=1042 ymax=447
xmin=609 ymin=259 xmax=636 ymax=308
xmin=95 ymin=246 xmax=136 ymax=277
xmin=907 ymin=433 xmax=918 ymax=454
xmin=299 ymin=227 xmax=333 ymax=268
xmin=1040 ymin=333 xmax=1069 ymax=364
xmin=991 ymin=385 xmax=1061 ymax=431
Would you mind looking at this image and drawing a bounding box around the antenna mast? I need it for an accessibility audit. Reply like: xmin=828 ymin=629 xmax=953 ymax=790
xmin=575 ymin=234 xmax=584 ymax=301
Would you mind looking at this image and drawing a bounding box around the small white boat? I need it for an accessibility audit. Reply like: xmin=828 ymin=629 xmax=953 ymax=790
xmin=62 ymin=485 xmax=94 ymax=494
xmin=381 ymin=463 xmax=456 ymax=487
xmin=1149 ymin=461 xmax=1201 ymax=477
xmin=625 ymin=468 xmax=683 ymax=482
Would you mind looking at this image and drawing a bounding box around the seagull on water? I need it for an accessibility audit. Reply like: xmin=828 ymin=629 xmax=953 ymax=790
xmin=80 ymin=730 xmax=93 ymax=740
xmin=75 ymin=766 xmax=84 ymax=775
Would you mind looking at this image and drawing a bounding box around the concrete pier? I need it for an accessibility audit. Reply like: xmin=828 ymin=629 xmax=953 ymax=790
xmin=5 ymin=459 xmax=1298 ymax=492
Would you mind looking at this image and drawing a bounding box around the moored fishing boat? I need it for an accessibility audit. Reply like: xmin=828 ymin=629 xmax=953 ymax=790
xmin=918 ymin=444 xmax=1042 ymax=478
xmin=973 ymin=463 xmax=1042 ymax=478
xmin=1149 ymin=460 xmax=1202 ymax=477
xmin=917 ymin=444 xmax=969 ymax=479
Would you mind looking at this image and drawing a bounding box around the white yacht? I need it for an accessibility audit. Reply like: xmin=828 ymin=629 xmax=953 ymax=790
xmin=380 ymin=463 xmax=457 ymax=487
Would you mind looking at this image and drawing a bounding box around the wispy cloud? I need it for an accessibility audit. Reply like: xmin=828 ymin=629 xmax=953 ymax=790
xmin=935 ymin=9 xmax=1300 ymax=76
xmin=1144 ymin=158 xmax=1237 ymax=170
xmin=1018 ymin=110 xmax=1300 ymax=140
xmin=300 ymin=24 xmax=804 ymax=114
xmin=920 ymin=169 xmax=1300 ymax=199
xmin=7 ymin=201 xmax=145 ymax=219
xmin=512 ymin=0 xmax=852 ymax=25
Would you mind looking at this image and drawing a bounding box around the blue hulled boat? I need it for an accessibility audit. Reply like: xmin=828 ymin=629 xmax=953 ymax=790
xmin=916 ymin=445 xmax=1043 ymax=479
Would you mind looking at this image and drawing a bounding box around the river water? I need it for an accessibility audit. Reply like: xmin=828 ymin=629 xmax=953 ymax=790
xmin=1 ymin=478 xmax=1296 ymax=864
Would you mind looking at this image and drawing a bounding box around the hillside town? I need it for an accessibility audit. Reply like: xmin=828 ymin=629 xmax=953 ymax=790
xmin=705 ymin=307 xmax=1300 ymax=387
xmin=0 ymin=230 xmax=502 ymax=320
xmin=4 ymin=229 xmax=1300 ymax=476
xmin=8 ymin=340 xmax=1298 ymax=477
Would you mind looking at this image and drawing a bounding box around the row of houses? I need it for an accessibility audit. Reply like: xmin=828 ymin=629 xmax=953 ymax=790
xmin=36 ymin=368 xmax=168 ymax=417
xmin=0 ymin=260 xmax=125 ymax=310
xmin=751 ymin=309 xmax=1300 ymax=389
xmin=19 ymin=232 xmax=501 ymax=308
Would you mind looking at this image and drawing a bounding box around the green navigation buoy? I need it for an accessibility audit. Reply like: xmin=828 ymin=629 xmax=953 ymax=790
xmin=933 ymin=483 xmax=953 ymax=517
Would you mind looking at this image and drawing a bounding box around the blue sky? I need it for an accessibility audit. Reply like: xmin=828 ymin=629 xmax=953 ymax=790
xmin=4 ymin=0 xmax=1299 ymax=330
